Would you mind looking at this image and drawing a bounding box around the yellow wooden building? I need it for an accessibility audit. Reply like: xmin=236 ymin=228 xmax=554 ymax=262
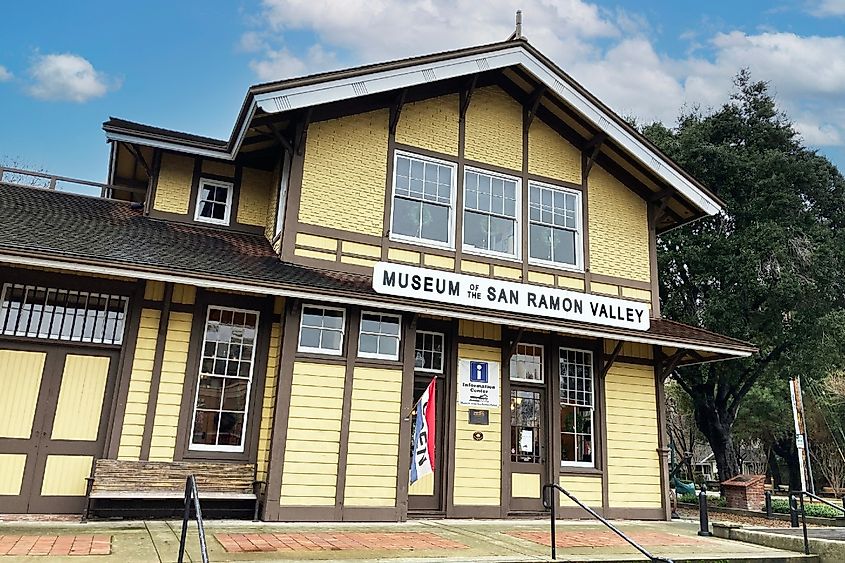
xmin=0 ymin=38 xmax=754 ymax=520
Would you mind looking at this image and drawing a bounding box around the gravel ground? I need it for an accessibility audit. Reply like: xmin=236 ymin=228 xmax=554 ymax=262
xmin=676 ymin=507 xmax=800 ymax=528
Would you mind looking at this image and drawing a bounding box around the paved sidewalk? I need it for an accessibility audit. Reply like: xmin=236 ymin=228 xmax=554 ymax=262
xmin=0 ymin=517 xmax=811 ymax=562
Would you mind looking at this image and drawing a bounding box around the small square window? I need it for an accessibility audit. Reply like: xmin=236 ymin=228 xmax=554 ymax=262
xmin=510 ymin=343 xmax=543 ymax=383
xmin=194 ymin=178 xmax=234 ymax=226
xmin=298 ymin=305 xmax=345 ymax=355
xmin=414 ymin=331 xmax=444 ymax=373
xmin=358 ymin=312 xmax=401 ymax=360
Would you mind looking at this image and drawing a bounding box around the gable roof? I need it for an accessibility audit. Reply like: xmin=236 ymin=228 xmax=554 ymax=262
xmin=103 ymin=38 xmax=724 ymax=224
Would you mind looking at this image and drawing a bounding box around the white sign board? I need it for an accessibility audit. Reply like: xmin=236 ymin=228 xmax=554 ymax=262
xmin=458 ymin=359 xmax=500 ymax=407
xmin=373 ymin=262 xmax=650 ymax=331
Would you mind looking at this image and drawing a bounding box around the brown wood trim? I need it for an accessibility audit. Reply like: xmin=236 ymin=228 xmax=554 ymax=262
xmin=648 ymin=203 xmax=661 ymax=317
xmin=341 ymin=506 xmax=401 ymax=522
xmin=141 ymin=299 xmax=193 ymax=313
xmin=104 ymin=280 xmax=146 ymax=458
xmin=139 ymin=282 xmax=174 ymax=461
xmin=293 ymin=352 xmax=346 ymax=365
xmin=334 ymin=306 xmax=361 ymax=516
xmin=581 ymin=152 xmax=592 ymax=293
xmin=588 ymin=273 xmax=652 ymax=292
xmin=526 ymin=172 xmax=584 ymax=192
xmin=263 ymin=298 xmax=300 ymax=520
xmin=500 ymin=334 xmax=511 ymax=517
xmin=449 ymin=506 xmax=502 ymax=519
xmin=280 ymin=120 xmax=309 ymax=262
xmin=604 ymin=507 xmax=665 ymax=520
xmin=599 ymin=339 xmax=611 ymax=511
xmin=296 ymin=223 xmax=383 ymax=246
xmin=145 ymin=149 xmax=161 ymax=217
xmin=456 ymin=335 xmax=500 ymax=346
xmin=520 ymin=107 xmax=530 ymax=281
xmin=444 ymin=319 xmax=459 ymax=517
xmin=394 ymin=313 xmax=417 ymax=521
xmin=381 ymin=122 xmax=397 ymax=261
xmin=172 ymin=288 xmax=274 ymax=464
xmin=453 ymin=95 xmax=466 ymax=272
xmin=146 ymin=209 xmax=266 ymax=236
xmin=654 ymin=347 xmax=671 ymax=521
xmin=273 ymin=506 xmax=338 ymax=522
xmin=463 ymin=158 xmax=522 ymax=179
xmin=393 ymin=142 xmax=458 ymax=165
xmin=0 ymin=266 xmax=136 ymax=293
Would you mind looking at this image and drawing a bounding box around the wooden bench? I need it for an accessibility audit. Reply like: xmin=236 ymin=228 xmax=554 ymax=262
xmin=84 ymin=460 xmax=262 ymax=521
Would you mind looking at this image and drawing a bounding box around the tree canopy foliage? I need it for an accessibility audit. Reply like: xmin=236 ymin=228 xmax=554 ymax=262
xmin=643 ymin=71 xmax=845 ymax=482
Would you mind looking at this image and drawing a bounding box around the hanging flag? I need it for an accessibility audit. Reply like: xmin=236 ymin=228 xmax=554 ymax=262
xmin=410 ymin=378 xmax=436 ymax=485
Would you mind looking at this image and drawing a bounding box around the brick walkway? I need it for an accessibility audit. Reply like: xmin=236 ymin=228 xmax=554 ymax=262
xmin=0 ymin=535 xmax=111 ymax=556
xmin=507 ymin=530 xmax=706 ymax=548
xmin=215 ymin=532 xmax=467 ymax=553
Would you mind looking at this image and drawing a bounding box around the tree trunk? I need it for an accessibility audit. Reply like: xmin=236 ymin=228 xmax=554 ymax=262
xmin=695 ymin=406 xmax=741 ymax=484
xmin=773 ymin=438 xmax=802 ymax=491
xmin=767 ymin=449 xmax=782 ymax=488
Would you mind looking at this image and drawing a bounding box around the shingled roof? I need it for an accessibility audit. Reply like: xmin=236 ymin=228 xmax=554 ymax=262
xmin=0 ymin=184 xmax=755 ymax=358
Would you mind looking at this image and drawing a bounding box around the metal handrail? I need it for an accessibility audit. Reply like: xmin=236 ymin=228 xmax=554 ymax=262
xmin=0 ymin=166 xmax=146 ymax=199
xmin=543 ymin=483 xmax=673 ymax=563
xmin=792 ymin=489 xmax=845 ymax=556
xmin=798 ymin=490 xmax=845 ymax=515
xmin=177 ymin=475 xmax=210 ymax=563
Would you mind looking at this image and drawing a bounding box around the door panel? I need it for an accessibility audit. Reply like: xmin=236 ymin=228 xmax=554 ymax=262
xmin=40 ymin=455 xmax=94 ymax=496
xmin=0 ymin=350 xmax=46 ymax=439
xmin=509 ymin=386 xmax=547 ymax=511
xmin=0 ymin=454 xmax=27 ymax=495
xmin=50 ymin=355 xmax=110 ymax=441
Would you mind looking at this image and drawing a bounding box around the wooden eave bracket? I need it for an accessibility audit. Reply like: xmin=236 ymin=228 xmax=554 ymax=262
xmin=523 ymin=86 xmax=547 ymax=132
xmin=601 ymin=340 xmax=623 ymax=379
xmin=295 ymin=109 xmax=312 ymax=156
xmin=269 ymin=123 xmax=294 ymax=154
xmin=125 ymin=143 xmax=151 ymax=177
xmin=659 ymin=348 xmax=688 ymax=381
xmin=507 ymin=327 xmax=526 ymax=359
xmin=460 ymin=74 xmax=479 ymax=121
xmin=389 ymin=89 xmax=407 ymax=135
xmin=583 ymin=132 xmax=607 ymax=178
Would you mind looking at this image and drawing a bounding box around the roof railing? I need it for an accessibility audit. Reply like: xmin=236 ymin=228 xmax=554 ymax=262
xmin=0 ymin=166 xmax=146 ymax=201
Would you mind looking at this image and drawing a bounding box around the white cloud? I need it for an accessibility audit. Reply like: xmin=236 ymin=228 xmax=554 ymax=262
xmin=242 ymin=0 xmax=845 ymax=152
xmin=27 ymin=53 xmax=118 ymax=102
xmin=0 ymin=65 xmax=11 ymax=82
xmin=809 ymin=0 xmax=845 ymax=17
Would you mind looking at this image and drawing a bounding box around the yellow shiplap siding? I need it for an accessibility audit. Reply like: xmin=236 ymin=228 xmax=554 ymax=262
xmin=171 ymin=284 xmax=196 ymax=305
xmin=622 ymin=287 xmax=652 ymax=302
xmin=144 ymin=280 xmax=165 ymax=301
xmin=527 ymin=271 xmax=555 ymax=286
xmin=464 ymin=86 xmax=523 ymax=171
xmin=605 ymin=363 xmax=662 ymax=508
xmin=340 ymin=255 xmax=378 ymax=268
xmin=119 ymin=306 xmax=155 ymax=459
xmin=395 ymin=94 xmax=460 ymax=156
xmin=454 ymin=345 xmax=501 ymax=506
xmin=280 ymin=362 xmax=345 ymax=506
xmin=0 ymin=350 xmax=46 ymax=439
xmin=344 ymin=367 xmax=402 ymax=507
xmin=605 ymin=340 xmax=653 ymax=360
xmin=264 ymin=164 xmax=280 ymax=242
xmin=591 ymin=282 xmax=619 ymax=296
xmin=294 ymin=247 xmax=336 ymax=262
xmin=299 ymin=109 xmax=389 ymax=237
xmin=256 ymin=321 xmax=282 ymax=483
xmin=388 ymin=247 xmax=420 ymax=264
xmin=423 ymin=254 xmax=454 ymax=270
xmin=512 ymin=473 xmax=541 ymax=498
xmin=40 ymin=455 xmax=93 ymax=496
xmin=461 ymin=260 xmax=491 ymax=276
xmin=296 ymin=233 xmax=337 ymax=251
xmin=558 ymin=276 xmax=586 ymax=291
xmin=588 ymin=165 xmax=651 ymax=283
xmin=528 ymin=119 xmax=582 ymax=184
xmin=558 ymin=475 xmax=603 ymax=507
xmin=51 ymin=355 xmax=110 ymax=441
xmin=201 ymin=159 xmax=235 ymax=177
xmin=341 ymin=241 xmax=380 ymax=258
xmin=238 ymin=167 xmax=273 ymax=227
xmin=458 ymin=320 xmax=501 ymax=341
xmin=154 ymin=153 xmax=194 ymax=214
xmin=148 ymin=312 xmax=193 ymax=462
xmin=493 ymin=265 xmax=522 ymax=280
xmin=408 ymin=472 xmax=434 ymax=496
xmin=0 ymin=454 xmax=26 ymax=495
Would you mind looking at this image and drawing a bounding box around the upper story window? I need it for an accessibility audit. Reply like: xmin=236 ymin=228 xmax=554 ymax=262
xmin=463 ymin=168 xmax=520 ymax=259
xmin=414 ymin=330 xmax=444 ymax=373
xmin=529 ymin=182 xmax=582 ymax=270
xmin=194 ymin=178 xmax=233 ymax=226
xmin=298 ymin=305 xmax=345 ymax=355
xmin=358 ymin=312 xmax=401 ymax=360
xmin=510 ymin=343 xmax=544 ymax=383
xmin=391 ymin=152 xmax=456 ymax=247
xmin=559 ymin=347 xmax=595 ymax=467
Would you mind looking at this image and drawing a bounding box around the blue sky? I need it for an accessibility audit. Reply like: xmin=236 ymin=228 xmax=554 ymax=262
xmin=1 ymin=1 xmax=844 ymax=182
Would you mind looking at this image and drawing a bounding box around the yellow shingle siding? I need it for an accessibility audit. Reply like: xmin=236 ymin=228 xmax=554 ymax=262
xmin=299 ymin=109 xmax=389 ymax=237
xmin=464 ymin=86 xmax=523 ymax=172
xmin=605 ymin=363 xmax=662 ymax=508
xmin=264 ymin=163 xmax=280 ymax=242
xmin=395 ymin=94 xmax=459 ymax=156
xmin=528 ymin=119 xmax=581 ymax=184
xmin=588 ymin=165 xmax=651 ymax=282
xmin=238 ymin=167 xmax=273 ymax=227
xmin=154 ymin=153 xmax=194 ymax=214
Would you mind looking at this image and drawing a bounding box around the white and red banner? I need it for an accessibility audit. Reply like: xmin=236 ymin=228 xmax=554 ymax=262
xmin=410 ymin=378 xmax=436 ymax=485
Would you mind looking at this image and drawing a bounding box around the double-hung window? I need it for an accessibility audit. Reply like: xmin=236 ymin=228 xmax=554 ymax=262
xmin=414 ymin=330 xmax=444 ymax=372
xmin=528 ymin=182 xmax=582 ymax=269
xmin=391 ymin=152 xmax=455 ymax=246
xmin=358 ymin=312 xmax=401 ymax=360
xmin=463 ymin=168 xmax=520 ymax=258
xmin=190 ymin=306 xmax=259 ymax=451
xmin=559 ymin=348 xmax=595 ymax=467
xmin=298 ymin=306 xmax=345 ymax=355
xmin=194 ymin=178 xmax=233 ymax=226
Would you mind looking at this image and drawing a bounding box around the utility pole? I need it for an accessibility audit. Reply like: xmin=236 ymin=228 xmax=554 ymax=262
xmin=789 ymin=376 xmax=815 ymax=494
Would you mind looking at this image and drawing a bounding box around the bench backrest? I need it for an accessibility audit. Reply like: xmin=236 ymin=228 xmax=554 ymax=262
xmin=91 ymin=459 xmax=255 ymax=494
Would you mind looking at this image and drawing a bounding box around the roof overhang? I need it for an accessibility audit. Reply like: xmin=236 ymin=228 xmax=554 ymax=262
xmin=104 ymin=40 xmax=723 ymax=219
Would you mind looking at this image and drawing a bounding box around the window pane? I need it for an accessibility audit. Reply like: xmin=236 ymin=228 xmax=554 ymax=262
xmin=396 ymin=156 xmax=410 ymax=178
xmin=379 ymin=335 xmax=399 ymax=358
xmin=463 ymin=211 xmax=488 ymax=250
xmin=192 ymin=411 xmax=219 ymax=446
xmin=217 ymin=412 xmax=244 ymax=446
xmin=359 ymin=333 xmax=379 ymax=354
xmin=489 ymin=215 xmax=515 ymax=254
xmin=196 ymin=376 xmax=223 ymax=409
xmin=222 ymin=379 xmax=248 ymax=411
xmin=361 ymin=314 xmax=381 ymax=333
xmin=211 ymin=203 xmax=225 ymax=220
xmin=379 ymin=316 xmax=400 ymax=336
xmin=322 ymin=329 xmax=342 ymax=351
xmin=421 ymin=203 xmax=449 ymax=242
xmin=553 ymin=228 xmax=577 ymax=265
xmin=392 ymin=197 xmax=422 ymax=238
xmin=530 ymin=224 xmax=552 ymax=261
xmin=213 ymin=186 xmax=228 ymax=202
xmin=323 ymin=309 xmax=344 ymax=330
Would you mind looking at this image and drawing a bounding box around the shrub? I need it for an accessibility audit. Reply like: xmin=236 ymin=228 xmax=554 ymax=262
xmin=771 ymin=498 xmax=844 ymax=518
xmin=678 ymin=492 xmax=726 ymax=507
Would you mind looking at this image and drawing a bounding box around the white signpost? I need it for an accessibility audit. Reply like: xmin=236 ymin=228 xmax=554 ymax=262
xmin=372 ymin=262 xmax=650 ymax=331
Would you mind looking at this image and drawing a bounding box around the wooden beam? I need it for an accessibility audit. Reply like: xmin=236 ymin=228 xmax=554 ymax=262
xmin=601 ymin=340 xmax=623 ymax=379
xmin=295 ymin=109 xmax=312 ymax=156
xmin=507 ymin=327 xmax=525 ymax=359
xmin=583 ymin=133 xmax=607 ymax=178
xmin=523 ymin=86 xmax=547 ymax=132
xmin=124 ymin=143 xmax=151 ymax=177
xmin=460 ymin=74 xmax=479 ymax=121
xmin=659 ymin=349 xmax=687 ymax=381
xmin=389 ymin=89 xmax=407 ymax=135
xmin=649 ymin=187 xmax=673 ymax=203
xmin=270 ymin=123 xmax=294 ymax=154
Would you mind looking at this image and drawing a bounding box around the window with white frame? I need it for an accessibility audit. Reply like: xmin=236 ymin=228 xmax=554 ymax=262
xmin=414 ymin=330 xmax=444 ymax=372
xmin=559 ymin=348 xmax=595 ymax=467
xmin=194 ymin=178 xmax=234 ymax=225
xmin=190 ymin=306 xmax=259 ymax=451
xmin=391 ymin=152 xmax=456 ymax=246
xmin=510 ymin=343 xmax=544 ymax=383
xmin=358 ymin=312 xmax=401 ymax=360
xmin=528 ymin=182 xmax=582 ymax=269
xmin=463 ymin=168 xmax=520 ymax=257
xmin=298 ymin=305 xmax=345 ymax=355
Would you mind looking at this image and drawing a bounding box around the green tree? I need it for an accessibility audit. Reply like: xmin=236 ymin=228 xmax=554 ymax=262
xmin=643 ymin=71 xmax=845 ymax=483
